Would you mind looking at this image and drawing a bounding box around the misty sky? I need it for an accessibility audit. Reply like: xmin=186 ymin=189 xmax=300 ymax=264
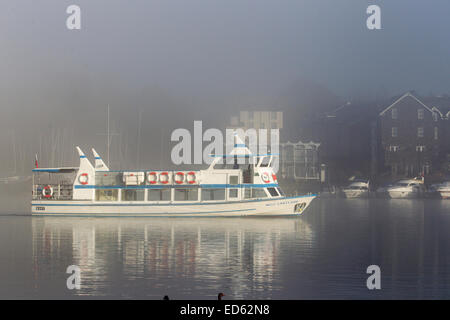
xmin=0 ymin=0 xmax=449 ymax=172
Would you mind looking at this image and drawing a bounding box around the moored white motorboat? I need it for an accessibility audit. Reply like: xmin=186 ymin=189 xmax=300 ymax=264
xmin=31 ymin=134 xmax=316 ymax=216
xmin=435 ymin=181 xmax=450 ymax=199
xmin=385 ymin=178 xmax=425 ymax=199
xmin=340 ymin=180 xmax=370 ymax=198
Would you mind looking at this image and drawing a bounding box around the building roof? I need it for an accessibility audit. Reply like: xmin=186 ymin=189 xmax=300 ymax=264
xmin=379 ymin=92 xmax=435 ymax=116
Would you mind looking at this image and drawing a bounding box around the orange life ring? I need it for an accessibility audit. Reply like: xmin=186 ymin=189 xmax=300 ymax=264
xmin=175 ymin=172 xmax=185 ymax=184
xmin=159 ymin=172 xmax=170 ymax=184
xmin=261 ymin=172 xmax=270 ymax=183
xmin=42 ymin=185 xmax=53 ymax=198
xmin=78 ymin=173 xmax=89 ymax=185
xmin=186 ymin=171 xmax=196 ymax=184
xmin=148 ymin=172 xmax=158 ymax=184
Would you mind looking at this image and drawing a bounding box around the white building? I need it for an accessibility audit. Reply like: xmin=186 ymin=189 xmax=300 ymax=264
xmin=280 ymin=141 xmax=321 ymax=181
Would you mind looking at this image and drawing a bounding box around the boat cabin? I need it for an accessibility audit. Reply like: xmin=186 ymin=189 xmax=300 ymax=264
xmin=32 ymin=143 xmax=284 ymax=203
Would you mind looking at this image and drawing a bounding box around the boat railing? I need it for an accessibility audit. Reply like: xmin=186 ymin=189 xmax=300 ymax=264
xmin=32 ymin=183 xmax=73 ymax=200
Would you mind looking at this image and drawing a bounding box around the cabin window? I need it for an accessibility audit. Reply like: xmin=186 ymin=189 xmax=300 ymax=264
xmin=260 ymin=157 xmax=271 ymax=167
xmin=229 ymin=175 xmax=239 ymax=185
xmin=96 ymin=172 xmax=123 ymax=186
xmin=391 ymin=108 xmax=398 ymax=119
xmin=229 ymin=189 xmax=238 ymax=198
xmin=201 ymin=189 xmax=225 ymax=201
xmin=148 ymin=189 xmax=171 ymax=201
xmin=252 ymin=188 xmax=268 ymax=198
xmin=122 ymin=189 xmax=145 ymax=201
xmin=174 ymin=188 xmax=198 ymax=201
xmin=276 ymin=188 xmax=285 ymax=196
xmin=267 ymin=187 xmax=279 ymax=197
xmin=417 ymin=127 xmax=424 ymax=138
xmin=245 ymin=188 xmax=268 ymax=199
xmin=215 ymin=161 xmax=243 ymax=170
xmin=418 ymin=109 xmax=424 ymax=120
xmin=95 ymin=189 xmax=119 ymax=201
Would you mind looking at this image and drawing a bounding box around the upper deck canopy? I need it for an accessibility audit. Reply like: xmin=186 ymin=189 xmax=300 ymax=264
xmin=32 ymin=167 xmax=78 ymax=173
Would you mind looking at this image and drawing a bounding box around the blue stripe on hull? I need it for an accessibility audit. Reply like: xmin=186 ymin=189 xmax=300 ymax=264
xmin=31 ymin=195 xmax=316 ymax=207
xmin=32 ymin=208 xmax=256 ymax=215
xmin=74 ymin=183 xmax=280 ymax=189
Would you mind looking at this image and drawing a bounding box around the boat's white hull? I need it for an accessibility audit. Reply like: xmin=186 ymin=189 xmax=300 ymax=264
xmin=437 ymin=191 xmax=450 ymax=199
xmin=31 ymin=195 xmax=316 ymax=217
xmin=340 ymin=190 xmax=369 ymax=199
xmin=386 ymin=190 xmax=422 ymax=199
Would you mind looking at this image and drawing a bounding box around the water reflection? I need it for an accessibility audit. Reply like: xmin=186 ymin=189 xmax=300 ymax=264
xmin=28 ymin=200 xmax=450 ymax=299
xmin=32 ymin=217 xmax=313 ymax=299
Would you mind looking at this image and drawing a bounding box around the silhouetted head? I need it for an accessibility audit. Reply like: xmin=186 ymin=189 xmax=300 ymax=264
xmin=163 ymin=295 xmax=169 ymax=300
xmin=218 ymin=293 xmax=225 ymax=300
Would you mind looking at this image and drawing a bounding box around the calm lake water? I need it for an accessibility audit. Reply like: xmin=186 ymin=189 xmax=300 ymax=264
xmin=0 ymin=199 xmax=449 ymax=299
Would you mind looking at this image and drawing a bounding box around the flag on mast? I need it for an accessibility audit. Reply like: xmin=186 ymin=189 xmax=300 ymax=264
xmin=35 ymin=154 xmax=38 ymax=168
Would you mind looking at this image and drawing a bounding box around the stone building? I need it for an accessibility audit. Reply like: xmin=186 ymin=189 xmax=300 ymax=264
xmin=379 ymin=92 xmax=448 ymax=177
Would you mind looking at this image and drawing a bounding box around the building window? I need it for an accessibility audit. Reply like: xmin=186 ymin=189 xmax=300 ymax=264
xmin=417 ymin=127 xmax=424 ymax=138
xmin=433 ymin=112 xmax=439 ymax=121
xmin=416 ymin=146 xmax=426 ymax=152
xmin=434 ymin=127 xmax=438 ymax=140
xmin=391 ymin=108 xmax=398 ymax=119
xmin=389 ymin=146 xmax=399 ymax=152
xmin=392 ymin=127 xmax=398 ymax=137
xmin=418 ymin=109 xmax=424 ymax=120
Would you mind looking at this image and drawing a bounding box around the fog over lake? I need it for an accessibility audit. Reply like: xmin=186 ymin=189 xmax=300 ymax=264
xmin=1 ymin=1 xmax=449 ymax=178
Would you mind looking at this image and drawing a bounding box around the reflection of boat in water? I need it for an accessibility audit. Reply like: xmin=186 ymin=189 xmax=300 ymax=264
xmin=31 ymin=134 xmax=316 ymax=216
xmin=383 ymin=178 xmax=426 ymax=199
xmin=31 ymin=216 xmax=314 ymax=297
xmin=340 ymin=180 xmax=370 ymax=199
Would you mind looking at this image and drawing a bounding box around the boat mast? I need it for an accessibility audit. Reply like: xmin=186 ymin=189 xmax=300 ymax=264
xmin=136 ymin=108 xmax=142 ymax=169
xmin=107 ymin=104 xmax=110 ymax=168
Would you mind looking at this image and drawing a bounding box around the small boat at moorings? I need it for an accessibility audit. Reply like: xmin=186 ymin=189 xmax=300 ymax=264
xmin=435 ymin=181 xmax=450 ymax=199
xmin=31 ymin=135 xmax=316 ymax=216
xmin=340 ymin=179 xmax=370 ymax=198
xmin=385 ymin=177 xmax=426 ymax=199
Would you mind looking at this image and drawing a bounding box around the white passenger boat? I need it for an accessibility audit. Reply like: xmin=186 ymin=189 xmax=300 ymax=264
xmin=340 ymin=180 xmax=370 ymax=198
xmin=385 ymin=178 xmax=425 ymax=199
xmin=435 ymin=181 xmax=450 ymax=199
xmin=31 ymin=136 xmax=316 ymax=216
